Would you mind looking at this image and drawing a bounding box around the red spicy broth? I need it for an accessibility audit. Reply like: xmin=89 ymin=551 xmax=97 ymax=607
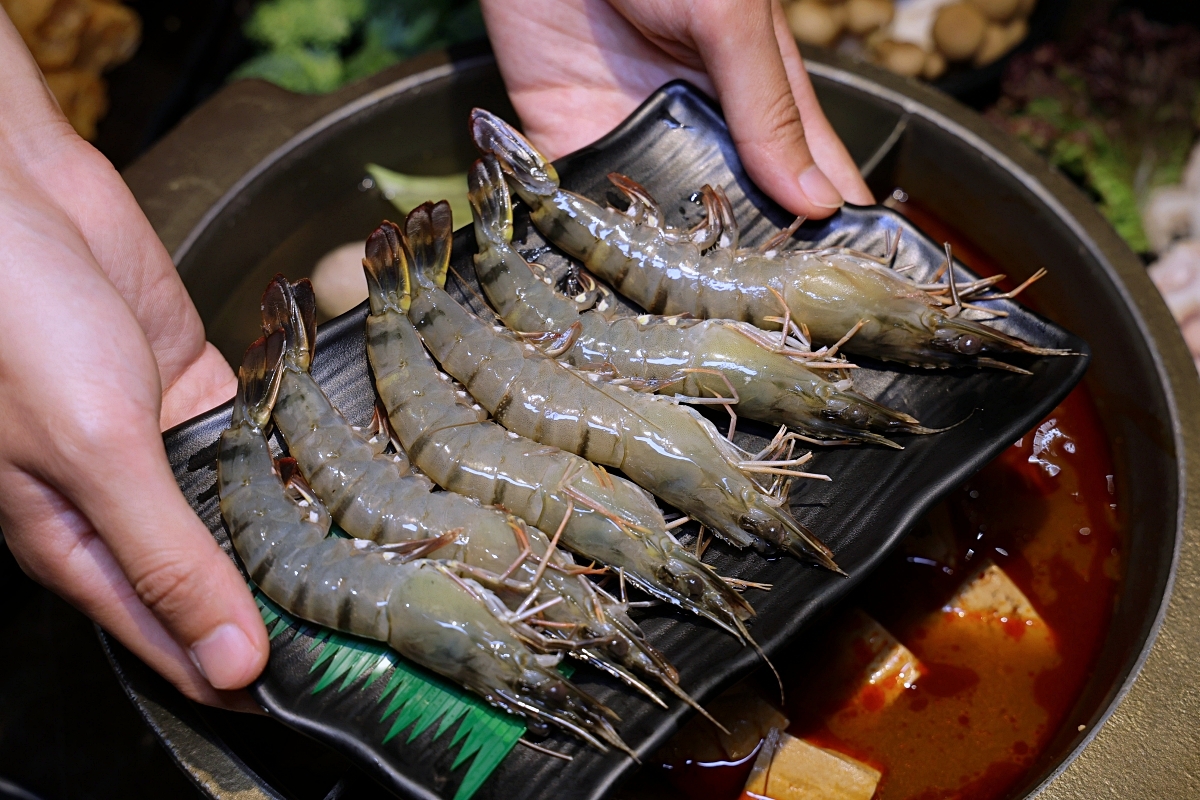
xmin=785 ymin=383 xmax=1122 ymax=800
xmin=629 ymin=206 xmax=1123 ymax=800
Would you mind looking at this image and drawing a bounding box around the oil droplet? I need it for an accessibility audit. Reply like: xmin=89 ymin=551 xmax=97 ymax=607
xmin=1079 ymin=527 xmax=1091 ymax=536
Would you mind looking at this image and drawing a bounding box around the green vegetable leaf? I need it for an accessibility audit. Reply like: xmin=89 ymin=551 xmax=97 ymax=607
xmin=252 ymin=588 xmax=524 ymax=800
xmin=230 ymin=47 xmax=344 ymax=94
xmin=244 ymin=0 xmax=370 ymax=50
xmin=366 ymin=164 xmax=472 ymax=223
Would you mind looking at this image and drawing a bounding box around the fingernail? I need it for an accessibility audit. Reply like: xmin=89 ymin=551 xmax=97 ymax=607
xmin=799 ymin=165 xmax=844 ymax=210
xmin=189 ymin=623 xmax=260 ymax=689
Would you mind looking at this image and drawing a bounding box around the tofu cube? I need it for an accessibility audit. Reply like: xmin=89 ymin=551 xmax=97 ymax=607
xmin=946 ymin=559 xmax=1041 ymax=622
xmin=744 ymin=729 xmax=881 ymax=800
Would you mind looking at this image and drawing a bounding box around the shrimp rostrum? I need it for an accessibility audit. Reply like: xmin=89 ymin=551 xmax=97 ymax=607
xmin=362 ymin=221 xmax=755 ymax=641
xmin=260 ymin=274 xmax=690 ymax=707
xmin=471 ymin=108 xmax=1071 ymax=371
xmin=467 ymin=155 xmax=931 ymax=448
xmin=217 ymin=332 xmax=629 ymax=753
xmin=373 ymin=201 xmax=839 ymax=573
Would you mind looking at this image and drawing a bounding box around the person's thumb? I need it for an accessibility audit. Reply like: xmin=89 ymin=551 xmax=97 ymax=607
xmin=47 ymin=416 xmax=268 ymax=690
xmin=689 ymin=0 xmax=844 ymax=218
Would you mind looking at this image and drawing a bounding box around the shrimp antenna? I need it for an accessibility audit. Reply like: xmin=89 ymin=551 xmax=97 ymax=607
xmin=944 ymin=242 xmax=961 ymax=311
xmin=886 ymin=227 xmax=903 ymax=268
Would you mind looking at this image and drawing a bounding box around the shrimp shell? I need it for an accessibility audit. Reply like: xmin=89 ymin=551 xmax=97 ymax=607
xmin=389 ymin=203 xmax=838 ymax=572
xmin=471 ymin=107 xmax=1069 ymax=371
xmin=218 ymin=332 xmax=628 ymax=753
xmin=362 ymin=224 xmax=755 ymax=639
xmin=467 ymin=156 xmax=931 ymax=448
xmin=261 ymin=274 xmax=683 ymax=698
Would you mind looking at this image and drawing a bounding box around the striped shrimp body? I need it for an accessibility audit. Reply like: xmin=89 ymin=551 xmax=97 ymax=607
xmin=218 ymin=333 xmax=627 ymax=752
xmin=362 ymin=228 xmax=754 ymax=640
xmin=471 ymin=108 xmax=1069 ymax=371
xmin=468 ymin=157 xmax=929 ymax=447
xmin=260 ymin=276 xmax=684 ymax=698
xmin=386 ymin=202 xmax=838 ymax=573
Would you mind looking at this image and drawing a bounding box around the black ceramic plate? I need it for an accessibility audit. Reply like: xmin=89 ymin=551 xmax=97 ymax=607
xmin=166 ymin=82 xmax=1088 ymax=800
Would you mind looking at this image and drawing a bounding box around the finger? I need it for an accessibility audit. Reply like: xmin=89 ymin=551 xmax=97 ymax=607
xmin=160 ymin=342 xmax=237 ymax=432
xmin=60 ymin=428 xmax=269 ymax=691
xmin=771 ymin=1 xmax=875 ymax=205
xmin=1 ymin=14 xmax=213 ymax=395
xmin=0 ymin=205 xmax=269 ymax=693
xmin=483 ymin=0 xmax=712 ymax=159
xmin=1 ymin=472 xmax=264 ymax=713
xmin=687 ymin=0 xmax=844 ymax=218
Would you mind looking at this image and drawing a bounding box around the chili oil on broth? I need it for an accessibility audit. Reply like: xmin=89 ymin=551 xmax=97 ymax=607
xmin=786 ymin=383 xmax=1122 ymax=800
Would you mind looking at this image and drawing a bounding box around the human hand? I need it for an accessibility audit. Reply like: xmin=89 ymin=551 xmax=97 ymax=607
xmin=0 ymin=12 xmax=266 ymax=710
xmin=481 ymin=0 xmax=874 ymax=219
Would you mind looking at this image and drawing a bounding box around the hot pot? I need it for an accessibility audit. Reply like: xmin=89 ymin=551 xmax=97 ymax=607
xmin=102 ymin=44 xmax=1200 ymax=800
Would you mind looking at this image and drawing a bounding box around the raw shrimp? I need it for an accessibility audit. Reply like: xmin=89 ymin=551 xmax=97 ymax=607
xmin=362 ymin=225 xmax=755 ymax=641
xmin=384 ymin=202 xmax=839 ymax=573
xmin=468 ymin=156 xmax=931 ymax=448
xmin=217 ymin=332 xmax=628 ymax=753
xmin=260 ymin=274 xmax=686 ymax=705
xmin=471 ymin=108 xmax=1069 ymax=371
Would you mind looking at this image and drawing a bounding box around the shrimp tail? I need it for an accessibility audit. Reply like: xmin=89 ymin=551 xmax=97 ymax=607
xmin=233 ymin=330 xmax=286 ymax=429
xmin=363 ymin=220 xmax=408 ymax=313
xmin=470 ymin=108 xmax=559 ymax=198
xmin=403 ymin=200 xmax=454 ymax=291
xmin=468 ymin=156 xmax=514 ymax=249
xmin=261 ymin=274 xmax=317 ymax=371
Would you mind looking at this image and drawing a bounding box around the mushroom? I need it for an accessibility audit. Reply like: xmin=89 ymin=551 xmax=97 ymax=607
xmin=311 ymin=241 xmax=370 ymax=318
xmin=922 ymin=49 xmax=947 ymax=79
xmin=933 ymin=2 xmax=987 ymax=61
xmin=787 ymin=0 xmax=845 ymax=48
xmin=845 ymin=0 xmax=894 ymax=36
xmin=876 ymin=39 xmax=929 ymax=77
xmin=973 ymin=16 xmax=1027 ymax=66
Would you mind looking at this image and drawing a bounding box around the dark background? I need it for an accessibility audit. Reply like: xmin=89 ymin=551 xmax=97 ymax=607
xmin=2 ymin=1 xmax=1199 ymax=799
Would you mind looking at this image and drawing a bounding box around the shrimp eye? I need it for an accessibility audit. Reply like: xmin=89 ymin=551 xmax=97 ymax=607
xmin=842 ymin=405 xmax=868 ymax=425
xmin=681 ymin=572 xmax=705 ymax=597
xmin=956 ymin=334 xmax=982 ymax=355
xmin=544 ymin=682 xmax=567 ymax=700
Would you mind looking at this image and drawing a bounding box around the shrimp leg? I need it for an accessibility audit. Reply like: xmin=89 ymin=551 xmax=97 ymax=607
xmin=362 ymin=222 xmax=756 ymax=640
xmin=467 ymin=156 xmax=930 ymax=447
xmin=471 ymin=108 xmax=1070 ymax=371
xmin=383 ymin=203 xmax=839 ymax=572
xmin=218 ymin=332 xmax=629 ymax=753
